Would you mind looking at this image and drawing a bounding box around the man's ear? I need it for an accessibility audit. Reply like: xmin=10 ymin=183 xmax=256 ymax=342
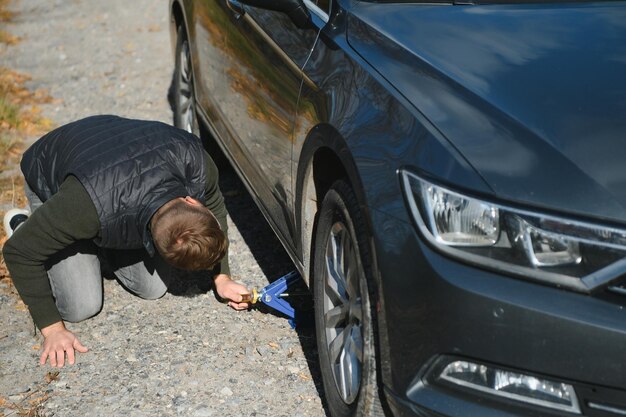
xmin=183 ymin=196 xmax=202 ymax=207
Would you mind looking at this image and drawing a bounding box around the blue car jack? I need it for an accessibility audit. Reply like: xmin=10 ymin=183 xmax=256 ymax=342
xmin=241 ymin=271 xmax=305 ymax=328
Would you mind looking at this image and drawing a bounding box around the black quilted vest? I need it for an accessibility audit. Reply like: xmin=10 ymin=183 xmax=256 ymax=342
xmin=20 ymin=115 xmax=207 ymax=256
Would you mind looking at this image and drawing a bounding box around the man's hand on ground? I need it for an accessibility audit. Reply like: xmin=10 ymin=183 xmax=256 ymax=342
xmin=213 ymin=274 xmax=250 ymax=310
xmin=40 ymin=321 xmax=89 ymax=367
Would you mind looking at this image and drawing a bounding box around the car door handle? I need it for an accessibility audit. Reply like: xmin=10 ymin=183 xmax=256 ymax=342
xmin=226 ymin=0 xmax=245 ymax=17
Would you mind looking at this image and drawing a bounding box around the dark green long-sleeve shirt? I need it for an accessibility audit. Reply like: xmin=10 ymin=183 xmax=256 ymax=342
xmin=3 ymin=150 xmax=229 ymax=330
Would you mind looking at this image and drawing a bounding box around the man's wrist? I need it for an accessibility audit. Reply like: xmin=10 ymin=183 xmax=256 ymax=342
xmin=213 ymin=273 xmax=230 ymax=284
xmin=40 ymin=321 xmax=66 ymax=337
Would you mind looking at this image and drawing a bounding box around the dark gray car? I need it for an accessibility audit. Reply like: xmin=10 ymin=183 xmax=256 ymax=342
xmin=169 ymin=0 xmax=626 ymax=415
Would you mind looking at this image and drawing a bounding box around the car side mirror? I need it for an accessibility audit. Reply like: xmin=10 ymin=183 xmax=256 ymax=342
xmin=229 ymin=0 xmax=311 ymax=29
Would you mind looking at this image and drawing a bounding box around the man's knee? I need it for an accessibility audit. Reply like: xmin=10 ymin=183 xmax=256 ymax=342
xmin=58 ymin=296 xmax=102 ymax=323
xmin=136 ymin=284 xmax=167 ymax=300
xmin=61 ymin=305 xmax=101 ymax=323
xmin=107 ymin=249 xmax=170 ymax=300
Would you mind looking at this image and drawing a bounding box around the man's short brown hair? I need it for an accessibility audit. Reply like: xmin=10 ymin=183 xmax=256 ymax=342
xmin=151 ymin=199 xmax=227 ymax=270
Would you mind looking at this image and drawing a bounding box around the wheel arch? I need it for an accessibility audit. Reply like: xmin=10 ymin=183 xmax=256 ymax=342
xmin=169 ymin=1 xmax=187 ymax=58
xmin=295 ymin=123 xmax=380 ymax=292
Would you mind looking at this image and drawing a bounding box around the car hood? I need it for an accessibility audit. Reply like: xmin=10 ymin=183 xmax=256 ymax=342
xmin=348 ymin=1 xmax=626 ymax=224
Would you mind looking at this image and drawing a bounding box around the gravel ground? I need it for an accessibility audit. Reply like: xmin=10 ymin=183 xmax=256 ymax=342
xmin=0 ymin=1 xmax=327 ymax=416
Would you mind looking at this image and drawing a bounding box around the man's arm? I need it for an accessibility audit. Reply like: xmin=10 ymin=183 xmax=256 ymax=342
xmin=202 ymin=151 xmax=252 ymax=308
xmin=3 ymin=176 xmax=100 ymax=365
xmin=202 ymin=150 xmax=230 ymax=277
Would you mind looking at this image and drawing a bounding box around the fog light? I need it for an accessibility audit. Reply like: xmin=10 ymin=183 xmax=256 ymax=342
xmin=439 ymin=360 xmax=581 ymax=414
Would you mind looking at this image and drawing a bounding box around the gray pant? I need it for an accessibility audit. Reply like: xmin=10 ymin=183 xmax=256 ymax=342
xmin=25 ymin=184 xmax=172 ymax=323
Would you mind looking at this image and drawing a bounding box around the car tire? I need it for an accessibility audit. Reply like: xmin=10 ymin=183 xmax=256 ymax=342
xmin=313 ymin=180 xmax=385 ymax=417
xmin=173 ymin=25 xmax=199 ymax=136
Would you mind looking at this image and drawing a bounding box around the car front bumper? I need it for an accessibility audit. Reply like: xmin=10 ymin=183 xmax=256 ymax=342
xmin=371 ymin=209 xmax=626 ymax=417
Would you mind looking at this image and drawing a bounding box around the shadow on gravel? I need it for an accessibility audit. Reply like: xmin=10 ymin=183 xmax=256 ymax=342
xmin=202 ymin=127 xmax=330 ymax=417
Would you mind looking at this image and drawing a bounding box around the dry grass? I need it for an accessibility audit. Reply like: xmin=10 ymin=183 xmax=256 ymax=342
xmin=0 ymin=66 xmax=55 ymax=247
xmin=0 ymin=2 xmax=56 ymax=296
xmin=0 ymin=68 xmax=55 ymax=132
xmin=0 ymin=371 xmax=57 ymax=416
xmin=0 ymin=0 xmax=13 ymax=22
xmin=0 ymin=0 xmax=56 ymax=288
xmin=0 ymin=29 xmax=18 ymax=45
xmin=0 ymin=3 xmax=57 ymax=416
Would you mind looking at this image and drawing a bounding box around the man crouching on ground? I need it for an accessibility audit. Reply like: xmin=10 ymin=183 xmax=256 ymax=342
xmin=2 ymin=115 xmax=250 ymax=368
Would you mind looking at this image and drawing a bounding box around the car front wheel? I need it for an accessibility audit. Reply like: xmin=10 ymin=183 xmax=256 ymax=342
xmin=313 ymin=180 xmax=384 ymax=417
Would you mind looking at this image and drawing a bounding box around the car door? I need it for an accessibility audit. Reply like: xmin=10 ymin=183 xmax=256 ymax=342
xmin=189 ymin=0 xmax=238 ymax=148
xmin=211 ymin=2 xmax=320 ymax=245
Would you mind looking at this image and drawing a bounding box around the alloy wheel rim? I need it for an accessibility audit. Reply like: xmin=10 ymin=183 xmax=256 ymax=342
xmin=178 ymin=41 xmax=195 ymax=133
xmin=323 ymin=221 xmax=364 ymax=404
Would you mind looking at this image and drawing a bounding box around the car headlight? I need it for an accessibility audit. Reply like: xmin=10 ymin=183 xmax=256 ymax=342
xmin=400 ymin=170 xmax=626 ymax=292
